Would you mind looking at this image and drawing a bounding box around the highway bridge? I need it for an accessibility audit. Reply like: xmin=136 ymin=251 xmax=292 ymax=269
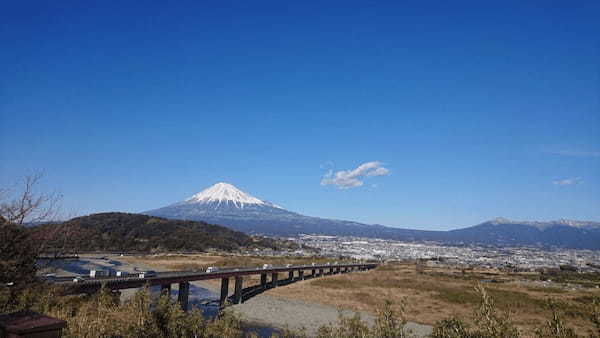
xmin=53 ymin=262 xmax=378 ymax=311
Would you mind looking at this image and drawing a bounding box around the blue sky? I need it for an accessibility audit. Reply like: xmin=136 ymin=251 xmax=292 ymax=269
xmin=1 ymin=1 xmax=598 ymax=230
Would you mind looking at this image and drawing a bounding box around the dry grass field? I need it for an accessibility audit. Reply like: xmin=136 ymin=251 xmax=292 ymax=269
xmin=121 ymin=255 xmax=600 ymax=336
xmin=269 ymin=263 xmax=600 ymax=337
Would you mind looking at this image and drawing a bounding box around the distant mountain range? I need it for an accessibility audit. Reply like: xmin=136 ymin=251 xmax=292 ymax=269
xmin=144 ymin=183 xmax=600 ymax=250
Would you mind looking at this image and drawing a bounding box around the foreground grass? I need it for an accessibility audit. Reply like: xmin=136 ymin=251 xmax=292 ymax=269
xmin=2 ymin=280 xmax=599 ymax=338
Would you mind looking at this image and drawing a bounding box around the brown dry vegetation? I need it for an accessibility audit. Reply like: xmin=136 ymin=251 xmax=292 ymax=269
xmin=268 ymin=264 xmax=600 ymax=337
xmin=122 ymin=256 xmax=600 ymax=336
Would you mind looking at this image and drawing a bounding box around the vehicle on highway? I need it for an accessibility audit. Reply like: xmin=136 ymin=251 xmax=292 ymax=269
xmin=115 ymin=271 xmax=127 ymax=277
xmin=89 ymin=270 xmax=108 ymax=278
xmin=262 ymin=264 xmax=273 ymax=269
xmin=73 ymin=277 xmax=85 ymax=283
xmin=311 ymin=262 xmax=316 ymax=266
xmin=43 ymin=273 xmax=57 ymax=281
xmin=206 ymin=267 xmax=219 ymax=273
xmin=285 ymin=264 xmax=292 ymax=267
xmin=138 ymin=270 xmax=156 ymax=278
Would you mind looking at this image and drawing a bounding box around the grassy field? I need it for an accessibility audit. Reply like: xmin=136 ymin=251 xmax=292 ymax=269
xmin=122 ymin=255 xmax=600 ymax=337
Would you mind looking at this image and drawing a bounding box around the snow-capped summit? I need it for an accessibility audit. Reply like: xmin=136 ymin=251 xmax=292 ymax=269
xmin=185 ymin=182 xmax=272 ymax=208
xmin=485 ymin=217 xmax=600 ymax=230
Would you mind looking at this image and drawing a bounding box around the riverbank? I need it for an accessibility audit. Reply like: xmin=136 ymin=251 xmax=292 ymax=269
xmin=194 ymin=278 xmax=432 ymax=337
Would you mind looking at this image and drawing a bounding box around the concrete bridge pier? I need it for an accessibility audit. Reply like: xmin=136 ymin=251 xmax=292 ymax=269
xmin=299 ymin=270 xmax=304 ymax=280
xmin=178 ymin=282 xmax=189 ymax=311
xmin=219 ymin=278 xmax=229 ymax=308
xmin=329 ymin=267 xmax=334 ymax=275
xmin=271 ymin=272 xmax=279 ymax=287
xmin=260 ymin=273 xmax=267 ymax=288
xmin=234 ymin=277 xmax=243 ymax=304
xmin=311 ymin=269 xmax=316 ymax=277
xmin=161 ymin=284 xmax=171 ymax=297
xmin=319 ymin=268 xmax=324 ymax=276
xmin=288 ymin=271 xmax=294 ymax=281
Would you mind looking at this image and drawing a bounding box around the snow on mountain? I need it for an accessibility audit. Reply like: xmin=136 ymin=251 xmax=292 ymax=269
xmin=183 ymin=182 xmax=281 ymax=209
xmin=487 ymin=217 xmax=600 ymax=230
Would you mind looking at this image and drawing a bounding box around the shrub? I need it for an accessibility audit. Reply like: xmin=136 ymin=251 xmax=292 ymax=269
xmin=315 ymin=299 xmax=411 ymax=338
xmin=534 ymin=299 xmax=578 ymax=338
xmin=431 ymin=318 xmax=472 ymax=338
xmin=471 ymin=284 xmax=520 ymax=338
xmin=432 ymin=284 xmax=520 ymax=338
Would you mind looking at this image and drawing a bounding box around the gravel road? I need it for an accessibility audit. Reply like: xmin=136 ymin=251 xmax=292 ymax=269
xmin=230 ymin=293 xmax=433 ymax=337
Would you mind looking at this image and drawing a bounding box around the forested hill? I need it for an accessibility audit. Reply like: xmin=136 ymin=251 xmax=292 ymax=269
xmin=29 ymin=212 xmax=295 ymax=253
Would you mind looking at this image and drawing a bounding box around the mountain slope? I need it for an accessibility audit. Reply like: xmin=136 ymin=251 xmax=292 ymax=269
xmin=144 ymin=183 xmax=600 ymax=249
xmin=441 ymin=218 xmax=600 ymax=249
xmin=145 ymin=182 xmax=380 ymax=236
xmin=29 ymin=212 xmax=295 ymax=252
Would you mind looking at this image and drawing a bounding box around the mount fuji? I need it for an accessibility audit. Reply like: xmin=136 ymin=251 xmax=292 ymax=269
xmin=144 ymin=182 xmax=388 ymax=237
xmin=143 ymin=183 xmax=600 ymax=249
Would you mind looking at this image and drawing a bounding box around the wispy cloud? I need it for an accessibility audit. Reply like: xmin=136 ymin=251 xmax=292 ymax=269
xmin=553 ymin=177 xmax=583 ymax=186
xmin=321 ymin=161 xmax=390 ymax=189
xmin=550 ymin=150 xmax=600 ymax=158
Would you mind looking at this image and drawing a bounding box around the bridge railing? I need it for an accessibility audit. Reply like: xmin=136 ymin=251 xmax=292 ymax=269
xmin=55 ymin=262 xmax=379 ymax=311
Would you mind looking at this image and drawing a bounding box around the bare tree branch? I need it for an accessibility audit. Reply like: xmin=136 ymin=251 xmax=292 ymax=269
xmin=0 ymin=173 xmax=62 ymax=226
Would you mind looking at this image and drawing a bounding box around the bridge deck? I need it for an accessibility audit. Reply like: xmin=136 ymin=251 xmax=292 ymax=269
xmin=51 ymin=262 xmax=378 ymax=310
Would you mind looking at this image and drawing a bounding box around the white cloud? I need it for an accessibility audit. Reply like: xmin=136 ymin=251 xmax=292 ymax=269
xmin=550 ymin=150 xmax=600 ymax=157
xmin=321 ymin=161 xmax=390 ymax=189
xmin=553 ymin=177 xmax=582 ymax=186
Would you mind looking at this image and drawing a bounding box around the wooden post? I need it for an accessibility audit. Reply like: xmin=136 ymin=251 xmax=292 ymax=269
xmin=260 ymin=273 xmax=267 ymax=288
xmin=272 ymin=272 xmax=278 ymax=287
xmin=178 ymin=282 xmax=189 ymax=312
xmin=219 ymin=278 xmax=229 ymax=308
xmin=234 ymin=276 xmax=243 ymax=304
